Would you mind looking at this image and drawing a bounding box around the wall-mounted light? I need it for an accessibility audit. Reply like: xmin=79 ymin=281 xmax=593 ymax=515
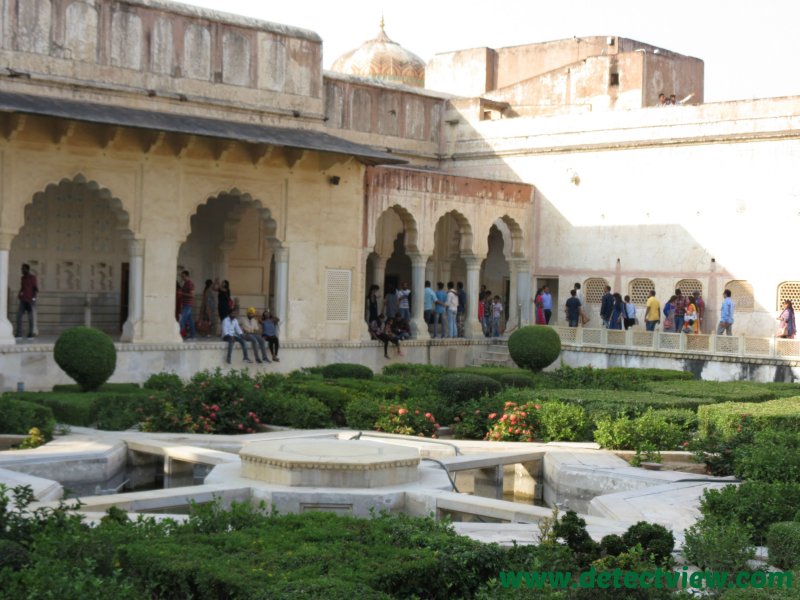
xmin=329 ymin=176 xmax=341 ymax=186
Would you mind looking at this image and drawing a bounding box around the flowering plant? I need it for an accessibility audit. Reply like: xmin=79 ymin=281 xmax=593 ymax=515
xmin=375 ymin=405 xmax=439 ymax=438
xmin=485 ymin=401 xmax=540 ymax=442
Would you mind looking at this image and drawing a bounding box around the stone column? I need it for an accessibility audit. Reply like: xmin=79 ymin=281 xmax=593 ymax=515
xmin=464 ymin=256 xmax=485 ymax=338
xmin=121 ymin=239 xmax=144 ymax=342
xmin=514 ymin=260 xmax=532 ymax=327
xmin=407 ymin=252 xmax=430 ymax=340
xmin=0 ymin=238 xmax=15 ymax=345
xmin=507 ymin=261 xmax=518 ymax=329
xmin=372 ymin=255 xmax=387 ymax=293
xmin=274 ymin=246 xmax=289 ymax=337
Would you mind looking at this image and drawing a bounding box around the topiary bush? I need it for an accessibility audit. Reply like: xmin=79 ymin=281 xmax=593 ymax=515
xmin=321 ymin=363 xmax=373 ymax=380
xmin=683 ymin=519 xmax=755 ymax=572
xmin=437 ymin=373 xmax=501 ymax=408
xmin=53 ymin=326 xmax=117 ymax=392
xmin=620 ymin=521 xmax=674 ymax=567
xmin=143 ymin=372 xmax=184 ymax=394
xmin=507 ymin=326 xmax=561 ymax=371
xmin=538 ymin=401 xmax=589 ymax=442
xmin=0 ymin=398 xmax=55 ymax=440
xmin=767 ymin=522 xmax=800 ymax=569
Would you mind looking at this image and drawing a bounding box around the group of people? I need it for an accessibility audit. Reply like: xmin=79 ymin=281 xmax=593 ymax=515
xmin=175 ymin=270 xmax=280 ymax=364
xmin=657 ymin=93 xmax=682 ymax=107
xmin=478 ymin=289 xmax=504 ymax=338
xmin=368 ymin=314 xmax=408 ymax=358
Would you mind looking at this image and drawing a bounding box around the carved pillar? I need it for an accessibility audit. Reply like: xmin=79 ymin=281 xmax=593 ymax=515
xmin=0 ymin=234 xmax=15 ymax=345
xmin=507 ymin=261 xmax=518 ymax=328
xmin=513 ymin=260 xmax=532 ymax=327
xmin=372 ymin=255 xmax=387 ymax=293
xmin=464 ymin=256 xmax=485 ymax=338
xmin=121 ymin=239 xmax=144 ymax=342
xmin=274 ymin=246 xmax=289 ymax=337
xmin=407 ymin=252 xmax=430 ymax=340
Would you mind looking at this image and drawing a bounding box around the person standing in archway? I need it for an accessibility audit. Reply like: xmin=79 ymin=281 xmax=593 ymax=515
xmin=179 ymin=270 xmax=196 ymax=340
xmin=541 ymin=286 xmax=553 ymax=324
xmin=15 ymin=263 xmax=38 ymax=339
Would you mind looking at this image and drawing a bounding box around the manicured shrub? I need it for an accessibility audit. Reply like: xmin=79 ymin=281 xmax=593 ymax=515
xmin=651 ymin=408 xmax=698 ymax=435
xmin=507 ymin=325 xmax=561 ymax=371
xmin=698 ymin=397 xmax=800 ymax=442
xmin=321 ymin=363 xmax=373 ymax=380
xmin=6 ymin=392 xmax=96 ymax=426
xmin=538 ymin=402 xmax=589 ymax=442
xmin=52 ymin=382 xmax=140 ymax=393
xmin=553 ymin=510 xmax=599 ymax=563
xmin=456 ymin=367 xmax=537 ymax=384
xmin=292 ymin=381 xmax=357 ymax=426
xmin=593 ymin=410 xmax=685 ymax=450
xmin=647 ymin=380 xmax=800 ymax=404
xmin=733 ymin=430 xmax=800 ymax=483
xmin=767 ymin=522 xmax=800 ymax=569
xmin=53 ymin=326 xmax=117 ymax=392
xmin=374 ymin=404 xmax=439 ymax=437
xmin=260 ymin=395 xmax=333 ymax=430
xmin=497 ymin=373 xmax=538 ymax=388
xmin=91 ymin=393 xmax=167 ymax=431
xmin=344 ymin=397 xmax=382 ymax=430
xmin=143 ymin=372 xmax=184 ymax=394
xmin=599 ymin=534 xmax=626 ymax=557
xmin=683 ymin=519 xmax=755 ymax=572
xmin=0 ymin=398 xmax=55 ymax=439
xmin=0 ymin=538 xmax=29 ymax=571
xmin=700 ymin=482 xmax=800 ymax=540
xmin=437 ymin=373 xmax=501 ymax=408
xmin=534 ymin=388 xmax=715 ymax=417
xmin=606 ymin=367 xmax=694 ymax=382
xmin=620 ymin=521 xmax=674 ymax=567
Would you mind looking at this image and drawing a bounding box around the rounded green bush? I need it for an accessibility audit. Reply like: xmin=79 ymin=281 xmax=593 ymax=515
xmin=621 ymin=521 xmax=675 ymax=567
xmin=507 ymin=326 xmax=561 ymax=371
xmin=321 ymin=363 xmax=374 ymax=380
xmin=767 ymin=521 xmax=800 ymax=569
xmin=53 ymin=327 xmax=117 ymax=392
xmin=437 ymin=373 xmax=502 ymax=408
xmin=497 ymin=373 xmax=537 ymax=389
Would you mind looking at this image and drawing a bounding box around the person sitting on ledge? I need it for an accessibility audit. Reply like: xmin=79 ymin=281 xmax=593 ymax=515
xmin=393 ymin=317 xmax=411 ymax=341
xmin=221 ymin=307 xmax=251 ymax=364
xmin=243 ymin=307 xmax=270 ymax=364
xmin=261 ymin=310 xmax=280 ymax=362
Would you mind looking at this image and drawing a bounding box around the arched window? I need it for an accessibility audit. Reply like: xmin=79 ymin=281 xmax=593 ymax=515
xmin=726 ymin=280 xmax=754 ymax=313
xmin=777 ymin=282 xmax=800 ymax=311
xmin=584 ymin=278 xmax=610 ymax=305
xmin=628 ymin=278 xmax=655 ymax=306
xmin=675 ymin=279 xmax=703 ymax=298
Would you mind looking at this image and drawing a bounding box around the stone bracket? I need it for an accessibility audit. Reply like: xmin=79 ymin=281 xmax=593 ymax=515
xmin=0 ymin=113 xmax=27 ymax=141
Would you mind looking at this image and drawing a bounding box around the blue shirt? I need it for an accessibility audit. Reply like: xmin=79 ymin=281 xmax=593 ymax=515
xmin=720 ymin=297 xmax=734 ymax=323
xmin=541 ymin=292 xmax=553 ymax=310
xmin=424 ymin=287 xmax=437 ymax=311
xmin=262 ymin=319 xmax=277 ymax=336
xmin=435 ymin=290 xmax=447 ymax=314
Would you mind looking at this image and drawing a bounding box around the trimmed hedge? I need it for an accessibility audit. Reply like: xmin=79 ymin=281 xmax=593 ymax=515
xmin=646 ymin=380 xmax=800 ymax=404
xmin=767 ymin=522 xmax=800 ymax=569
xmin=698 ymin=397 xmax=800 ymax=442
xmin=321 ymin=363 xmax=374 ymax=380
xmin=535 ymin=388 xmax=716 ymax=418
xmin=436 ymin=373 xmax=501 ymax=408
xmin=700 ymin=482 xmax=800 ymax=540
xmin=733 ymin=430 xmax=800 ymax=483
xmin=52 ymin=383 xmax=141 ymax=393
xmin=0 ymin=398 xmax=55 ymax=438
xmin=507 ymin=325 xmax=561 ymax=371
xmin=53 ymin=326 xmax=117 ymax=391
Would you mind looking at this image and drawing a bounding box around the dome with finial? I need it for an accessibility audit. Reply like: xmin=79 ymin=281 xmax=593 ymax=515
xmin=330 ymin=19 xmax=425 ymax=87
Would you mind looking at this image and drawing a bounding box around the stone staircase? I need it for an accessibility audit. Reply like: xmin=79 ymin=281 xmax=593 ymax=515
xmin=474 ymin=340 xmax=514 ymax=367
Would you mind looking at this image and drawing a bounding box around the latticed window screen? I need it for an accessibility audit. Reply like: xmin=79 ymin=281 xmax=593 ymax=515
xmin=584 ymin=278 xmax=609 ymax=304
xmin=675 ymin=279 xmax=703 ymax=298
xmin=628 ymin=278 xmax=655 ymax=306
xmin=325 ymin=269 xmax=351 ymax=322
xmin=778 ymin=282 xmax=800 ymax=310
xmin=726 ymin=280 xmax=754 ymax=313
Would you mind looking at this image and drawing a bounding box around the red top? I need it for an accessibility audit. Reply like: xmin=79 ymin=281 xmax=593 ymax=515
xmin=19 ymin=273 xmax=38 ymax=302
xmin=181 ymin=279 xmax=195 ymax=306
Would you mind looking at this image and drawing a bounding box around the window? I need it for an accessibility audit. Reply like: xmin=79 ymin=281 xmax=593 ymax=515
xmin=778 ymin=282 xmax=800 ymax=311
xmin=584 ymin=278 xmax=610 ymax=304
xmin=726 ymin=280 xmax=754 ymax=313
xmin=325 ymin=269 xmax=351 ymax=322
xmin=609 ymin=73 xmax=620 ymax=87
xmin=628 ymin=278 xmax=655 ymax=305
xmin=675 ymin=279 xmax=702 ymax=298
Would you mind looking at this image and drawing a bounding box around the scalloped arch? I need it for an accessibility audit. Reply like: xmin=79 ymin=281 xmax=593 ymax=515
xmin=374 ymin=204 xmax=419 ymax=254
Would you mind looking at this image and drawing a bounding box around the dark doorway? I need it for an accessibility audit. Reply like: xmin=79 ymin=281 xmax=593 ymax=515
xmin=119 ymin=262 xmax=130 ymax=332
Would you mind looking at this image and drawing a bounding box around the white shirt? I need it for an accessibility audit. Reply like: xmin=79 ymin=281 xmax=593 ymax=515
xmin=221 ymin=316 xmax=243 ymax=337
xmin=446 ymin=289 xmax=459 ymax=312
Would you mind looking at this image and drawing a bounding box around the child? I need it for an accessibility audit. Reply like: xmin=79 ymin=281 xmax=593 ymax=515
xmin=491 ymin=295 xmax=503 ymax=338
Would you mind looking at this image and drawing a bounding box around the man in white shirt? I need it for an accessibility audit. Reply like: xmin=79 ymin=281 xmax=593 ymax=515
xmin=446 ymin=281 xmax=459 ymax=338
xmin=242 ymin=307 xmax=270 ymax=363
xmin=221 ymin=308 xmax=252 ymax=364
xmin=396 ymin=282 xmax=411 ymax=322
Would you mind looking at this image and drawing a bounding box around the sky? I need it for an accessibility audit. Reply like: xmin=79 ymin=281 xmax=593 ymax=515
xmin=171 ymin=0 xmax=800 ymax=103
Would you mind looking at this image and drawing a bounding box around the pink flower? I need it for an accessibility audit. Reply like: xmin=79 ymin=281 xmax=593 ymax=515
xmin=434 ymin=423 xmax=440 ymax=429
xmin=488 ymin=413 xmax=497 ymax=420
xmin=398 ymin=408 xmax=408 ymax=415
xmin=238 ymin=423 xmax=244 ymax=430
xmin=534 ymin=404 xmax=541 ymax=410
xmin=424 ymin=412 xmax=432 ymax=419
xmin=210 ymin=413 xmax=217 ymax=420
xmin=415 ymin=410 xmax=420 ymax=415
xmin=212 ymin=405 xmax=220 ymax=412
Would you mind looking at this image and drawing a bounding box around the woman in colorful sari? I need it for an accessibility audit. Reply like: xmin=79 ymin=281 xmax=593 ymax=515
xmin=663 ymin=295 xmax=677 ymax=332
xmin=777 ymin=299 xmax=796 ymax=339
xmin=534 ymin=289 xmax=546 ymax=325
xmin=683 ymin=300 xmax=699 ymax=334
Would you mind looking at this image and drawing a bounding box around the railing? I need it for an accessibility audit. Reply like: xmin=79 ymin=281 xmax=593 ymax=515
xmin=552 ymin=326 xmax=800 ymax=360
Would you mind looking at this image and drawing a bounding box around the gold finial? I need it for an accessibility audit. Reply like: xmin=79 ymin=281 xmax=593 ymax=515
xmin=380 ymin=13 xmax=385 ymax=31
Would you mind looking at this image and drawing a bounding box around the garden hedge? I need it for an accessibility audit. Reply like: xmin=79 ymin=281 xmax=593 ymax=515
xmin=0 ymin=398 xmax=55 ymax=438
xmin=698 ymin=397 xmax=800 ymax=441
xmin=507 ymin=325 xmax=561 ymax=371
xmin=321 ymin=363 xmax=374 ymax=380
xmin=436 ymin=373 xmax=501 ymax=408
xmin=53 ymin=326 xmax=117 ymax=391
xmin=645 ymin=380 xmax=800 ymax=403
xmin=767 ymin=522 xmax=800 ymax=569
xmin=700 ymin=482 xmax=800 ymax=540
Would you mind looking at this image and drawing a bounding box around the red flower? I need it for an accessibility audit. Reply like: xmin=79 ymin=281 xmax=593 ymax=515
xmin=238 ymin=423 xmax=244 ymax=430
xmin=398 ymin=408 xmax=408 ymax=415
xmin=488 ymin=413 xmax=497 ymax=420
xmin=534 ymin=404 xmax=541 ymax=410
xmin=212 ymin=404 xmax=220 ymax=412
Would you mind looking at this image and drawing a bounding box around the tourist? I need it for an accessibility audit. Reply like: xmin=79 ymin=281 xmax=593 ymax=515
xmin=541 ymin=286 xmax=553 ymax=324
xmin=600 ymin=286 xmax=614 ymax=328
xmin=456 ymin=282 xmax=466 ymax=337
xmin=644 ymin=290 xmax=661 ymax=332
xmin=663 ymin=295 xmax=677 ymax=332
xmin=423 ymin=280 xmax=436 ymax=335
xmin=673 ymin=289 xmax=688 ymax=333
xmin=198 ymin=279 xmax=216 ymax=337
xmin=15 ymin=263 xmax=38 ymax=339
xmin=261 ymin=311 xmax=280 ymax=361
xmin=683 ymin=300 xmax=699 ymax=334
xmin=477 ymin=290 xmax=486 ymax=336
xmin=366 ymin=284 xmax=380 ymax=323
xmin=533 ymin=288 xmax=546 ymax=325
xmin=623 ymin=294 xmax=637 ymax=329
xmin=483 ymin=290 xmax=494 ymax=336
xmin=717 ymin=289 xmax=734 ymax=336
xmin=217 ymin=279 xmax=232 ymax=322
xmin=574 ymin=283 xmax=588 ymax=326
xmin=491 ymin=295 xmax=503 ymax=337
xmin=609 ymin=293 xmax=624 ymax=330
xmin=565 ymin=289 xmax=581 ymax=328
xmin=433 ymin=282 xmax=447 ymax=338
xmin=221 ymin=308 xmax=251 ymax=364
xmin=242 ymin=307 xmax=270 ymax=363
xmin=777 ymin=300 xmax=796 ymax=339
xmin=657 ymin=93 xmax=667 ymax=107
xmin=179 ymin=270 xmax=196 ymax=340
xmin=445 ymin=282 xmax=459 ymax=338
xmin=370 ymin=315 xmax=400 ymax=358
xmin=693 ymin=291 xmax=705 ymax=332
xmin=669 ymin=94 xmax=678 ymax=106
xmin=383 ymin=318 xmax=403 ymax=357
xmin=396 ymin=282 xmax=411 ymax=322
xmin=393 ymin=317 xmax=411 ymax=341
xmin=383 ymin=285 xmax=398 ymax=320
